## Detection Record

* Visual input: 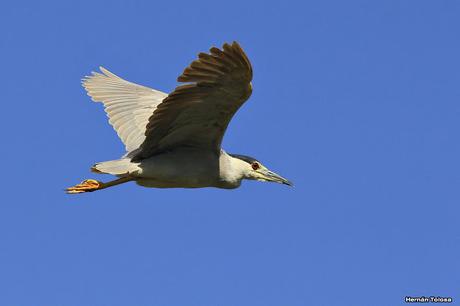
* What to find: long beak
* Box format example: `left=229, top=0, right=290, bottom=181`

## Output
left=260, top=169, right=293, bottom=187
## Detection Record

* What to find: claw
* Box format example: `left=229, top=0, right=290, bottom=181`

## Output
left=66, top=179, right=102, bottom=194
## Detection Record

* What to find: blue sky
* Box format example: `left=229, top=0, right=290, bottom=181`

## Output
left=1, top=0, right=459, bottom=305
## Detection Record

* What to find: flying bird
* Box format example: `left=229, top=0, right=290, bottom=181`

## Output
left=67, top=42, right=292, bottom=193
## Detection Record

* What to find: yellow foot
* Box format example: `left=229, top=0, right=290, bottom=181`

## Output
left=66, top=179, right=103, bottom=194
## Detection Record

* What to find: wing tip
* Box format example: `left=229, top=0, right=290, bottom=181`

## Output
left=80, top=67, right=110, bottom=103
left=177, top=41, right=252, bottom=85
left=99, top=66, right=117, bottom=77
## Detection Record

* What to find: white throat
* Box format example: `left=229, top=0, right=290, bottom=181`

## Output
left=218, top=150, right=250, bottom=187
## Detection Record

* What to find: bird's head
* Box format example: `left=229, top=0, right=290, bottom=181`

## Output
left=229, top=154, right=293, bottom=187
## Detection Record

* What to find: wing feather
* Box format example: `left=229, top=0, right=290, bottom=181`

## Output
left=82, top=67, right=168, bottom=153
left=132, top=41, right=253, bottom=160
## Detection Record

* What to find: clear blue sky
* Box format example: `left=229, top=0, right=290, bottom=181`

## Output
left=1, top=1, right=459, bottom=305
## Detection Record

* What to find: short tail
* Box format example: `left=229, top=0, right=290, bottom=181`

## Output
left=91, top=158, right=140, bottom=176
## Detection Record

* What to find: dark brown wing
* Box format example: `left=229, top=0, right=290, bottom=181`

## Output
left=132, top=41, right=253, bottom=161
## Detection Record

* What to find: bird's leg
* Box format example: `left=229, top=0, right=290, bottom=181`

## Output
left=66, top=176, right=133, bottom=194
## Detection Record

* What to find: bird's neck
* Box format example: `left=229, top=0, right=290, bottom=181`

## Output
left=218, top=151, right=249, bottom=188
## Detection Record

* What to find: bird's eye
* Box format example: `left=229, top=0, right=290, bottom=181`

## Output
left=251, top=162, right=260, bottom=170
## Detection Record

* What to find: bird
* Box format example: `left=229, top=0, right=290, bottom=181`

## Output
left=66, top=42, right=292, bottom=194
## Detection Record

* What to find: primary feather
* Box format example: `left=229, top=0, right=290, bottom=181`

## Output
left=82, top=67, right=167, bottom=153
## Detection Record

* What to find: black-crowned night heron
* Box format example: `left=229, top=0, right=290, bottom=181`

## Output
left=67, top=42, right=292, bottom=194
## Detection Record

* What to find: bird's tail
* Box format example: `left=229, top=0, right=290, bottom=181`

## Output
left=91, top=158, right=140, bottom=176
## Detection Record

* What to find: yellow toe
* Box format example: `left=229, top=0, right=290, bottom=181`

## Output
left=66, top=179, right=102, bottom=194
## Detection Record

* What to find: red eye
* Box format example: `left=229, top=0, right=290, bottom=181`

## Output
left=251, top=162, right=260, bottom=170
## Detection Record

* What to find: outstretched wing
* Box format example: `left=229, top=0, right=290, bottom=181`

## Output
left=82, top=67, right=168, bottom=153
left=132, top=41, right=253, bottom=161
